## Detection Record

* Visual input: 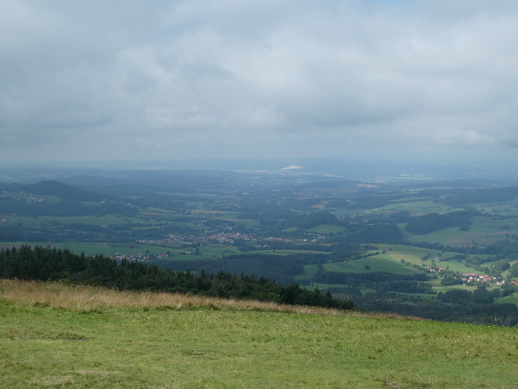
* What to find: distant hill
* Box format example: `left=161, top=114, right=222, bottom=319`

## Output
left=0, top=181, right=135, bottom=218
left=27, top=181, right=107, bottom=201
left=443, top=186, right=518, bottom=205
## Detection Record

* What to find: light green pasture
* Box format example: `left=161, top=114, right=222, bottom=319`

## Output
left=323, top=255, right=422, bottom=274
left=496, top=293, right=518, bottom=305
left=406, top=215, right=518, bottom=246
left=371, top=244, right=483, bottom=273
left=1, top=302, right=517, bottom=389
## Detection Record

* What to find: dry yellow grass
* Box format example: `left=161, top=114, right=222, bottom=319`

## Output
left=0, top=279, right=428, bottom=322
left=0, top=279, right=359, bottom=316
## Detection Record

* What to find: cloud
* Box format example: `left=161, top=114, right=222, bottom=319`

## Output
left=1, top=1, right=518, bottom=163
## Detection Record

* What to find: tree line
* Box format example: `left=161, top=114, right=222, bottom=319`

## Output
left=351, top=294, right=518, bottom=327
left=313, top=271, right=433, bottom=294
left=0, top=246, right=353, bottom=310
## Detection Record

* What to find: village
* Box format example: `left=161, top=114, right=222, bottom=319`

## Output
left=430, top=265, right=517, bottom=286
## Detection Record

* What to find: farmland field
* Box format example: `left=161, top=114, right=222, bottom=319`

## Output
left=323, top=255, right=421, bottom=274
left=374, top=244, right=485, bottom=273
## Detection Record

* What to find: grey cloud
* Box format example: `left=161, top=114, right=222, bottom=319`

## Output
left=1, top=1, right=518, bottom=163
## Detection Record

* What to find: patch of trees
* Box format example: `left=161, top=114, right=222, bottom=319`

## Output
left=0, top=181, right=137, bottom=217
left=480, top=240, right=518, bottom=256
left=328, top=243, right=364, bottom=260
left=510, top=262, right=518, bottom=277
left=282, top=212, right=340, bottom=229
left=0, top=222, right=141, bottom=243
left=323, top=223, right=403, bottom=245
left=356, top=223, right=403, bottom=243
left=0, top=226, right=26, bottom=242
left=406, top=211, right=475, bottom=235
left=234, top=194, right=299, bottom=221
left=388, top=210, right=412, bottom=223
left=437, top=286, right=496, bottom=304
left=440, top=275, right=463, bottom=286
left=314, top=271, right=428, bottom=284
left=408, top=239, right=518, bottom=258
left=0, top=198, right=137, bottom=218
left=352, top=294, right=518, bottom=326
left=261, top=241, right=332, bottom=252
left=155, top=254, right=328, bottom=284
left=0, top=246, right=353, bottom=310
left=443, top=187, right=518, bottom=205
left=346, top=194, right=400, bottom=209
left=314, top=271, right=432, bottom=294
left=129, top=194, right=187, bottom=210
left=28, top=181, right=107, bottom=201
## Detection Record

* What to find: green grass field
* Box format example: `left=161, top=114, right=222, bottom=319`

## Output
left=374, top=244, right=440, bottom=263
left=297, top=254, right=423, bottom=287
left=380, top=199, right=449, bottom=215
left=405, top=215, right=518, bottom=246
left=497, top=294, right=518, bottom=305
left=1, top=281, right=517, bottom=389
left=323, top=255, right=421, bottom=274
left=374, top=244, right=485, bottom=273
left=0, top=242, right=243, bottom=260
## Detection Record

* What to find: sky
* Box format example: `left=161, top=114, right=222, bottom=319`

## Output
left=1, top=0, right=518, bottom=166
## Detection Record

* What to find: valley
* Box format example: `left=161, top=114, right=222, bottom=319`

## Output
left=1, top=166, right=518, bottom=325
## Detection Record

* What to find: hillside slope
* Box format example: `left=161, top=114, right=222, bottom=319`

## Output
left=1, top=280, right=517, bottom=389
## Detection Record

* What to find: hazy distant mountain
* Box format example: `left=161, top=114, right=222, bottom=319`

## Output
left=27, top=181, right=106, bottom=201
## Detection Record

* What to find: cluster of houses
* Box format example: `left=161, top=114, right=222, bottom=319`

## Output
left=429, top=265, right=446, bottom=273
left=461, top=272, right=503, bottom=285
left=2, top=191, right=44, bottom=204
left=110, top=252, right=168, bottom=262
left=430, top=265, right=516, bottom=286
left=137, top=231, right=310, bottom=247
left=137, top=231, right=257, bottom=246
left=458, top=273, right=518, bottom=286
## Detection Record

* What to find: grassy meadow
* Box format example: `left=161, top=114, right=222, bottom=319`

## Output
left=405, top=215, right=518, bottom=246
left=375, top=244, right=486, bottom=273
left=323, top=255, right=421, bottom=274
left=1, top=280, right=517, bottom=389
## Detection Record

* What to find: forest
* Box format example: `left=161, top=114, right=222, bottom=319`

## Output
left=0, top=245, right=353, bottom=310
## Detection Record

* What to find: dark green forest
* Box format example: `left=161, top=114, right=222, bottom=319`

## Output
left=0, top=246, right=353, bottom=310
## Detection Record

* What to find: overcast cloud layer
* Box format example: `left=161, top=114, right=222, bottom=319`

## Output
left=2, top=0, right=518, bottom=165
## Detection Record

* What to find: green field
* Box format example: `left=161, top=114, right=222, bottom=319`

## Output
left=298, top=254, right=423, bottom=287
left=374, top=244, right=440, bottom=262
left=323, top=255, right=421, bottom=274
left=1, top=282, right=517, bottom=389
left=357, top=198, right=467, bottom=218
left=374, top=244, right=485, bottom=273
left=168, top=245, right=241, bottom=260
left=0, top=241, right=244, bottom=260
left=497, top=293, right=518, bottom=305
left=405, top=215, right=518, bottom=246
left=378, top=199, right=449, bottom=215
